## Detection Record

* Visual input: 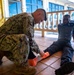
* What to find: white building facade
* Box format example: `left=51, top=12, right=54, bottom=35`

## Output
left=3, top=0, right=74, bottom=18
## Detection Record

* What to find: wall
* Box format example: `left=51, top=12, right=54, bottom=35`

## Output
left=0, top=0, right=5, bottom=27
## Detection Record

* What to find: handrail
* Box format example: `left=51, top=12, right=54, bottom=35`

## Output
left=34, top=10, right=74, bottom=37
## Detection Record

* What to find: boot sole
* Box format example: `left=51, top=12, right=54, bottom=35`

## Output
left=55, top=62, right=74, bottom=75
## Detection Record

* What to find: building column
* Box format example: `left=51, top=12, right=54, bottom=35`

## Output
left=3, top=0, right=9, bottom=18
left=21, top=0, right=26, bottom=12
left=43, top=0, right=49, bottom=12
left=64, top=4, right=68, bottom=10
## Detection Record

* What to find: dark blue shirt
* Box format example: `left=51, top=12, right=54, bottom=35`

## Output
left=58, top=22, right=74, bottom=42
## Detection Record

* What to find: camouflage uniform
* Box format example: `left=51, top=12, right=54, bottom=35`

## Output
left=0, top=13, right=40, bottom=66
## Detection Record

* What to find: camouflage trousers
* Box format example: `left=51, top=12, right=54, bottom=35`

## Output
left=0, top=34, right=29, bottom=66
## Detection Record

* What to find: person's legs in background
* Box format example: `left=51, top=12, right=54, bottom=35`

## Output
left=28, top=40, right=67, bottom=67
left=55, top=42, right=74, bottom=75
left=43, top=40, right=65, bottom=59
left=28, top=41, right=62, bottom=66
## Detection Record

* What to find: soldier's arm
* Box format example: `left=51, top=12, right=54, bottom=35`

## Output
left=23, top=16, right=40, bottom=53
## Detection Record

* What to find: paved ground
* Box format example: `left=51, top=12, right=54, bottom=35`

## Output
left=0, top=33, right=74, bottom=75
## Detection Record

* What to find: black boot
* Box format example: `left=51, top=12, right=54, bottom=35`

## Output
left=0, top=60, right=2, bottom=65
left=55, top=62, right=74, bottom=75
left=0, top=51, right=5, bottom=65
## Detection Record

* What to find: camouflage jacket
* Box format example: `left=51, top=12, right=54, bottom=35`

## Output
left=0, top=13, right=40, bottom=53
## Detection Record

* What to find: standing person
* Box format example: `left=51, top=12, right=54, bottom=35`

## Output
left=0, top=9, right=47, bottom=75
left=41, top=14, right=74, bottom=75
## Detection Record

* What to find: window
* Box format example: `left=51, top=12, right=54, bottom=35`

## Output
left=68, top=7, right=74, bottom=10
left=9, top=0, right=43, bottom=16
left=17, top=2, right=22, bottom=13
left=32, top=0, right=37, bottom=4
left=59, top=6, right=64, bottom=11
left=9, top=1, right=22, bottom=17
left=49, top=2, right=64, bottom=12
left=9, top=3, right=17, bottom=16
left=32, top=5, right=37, bottom=12
left=38, top=0, right=43, bottom=8
left=26, top=0, right=31, bottom=3
left=26, top=0, right=43, bottom=13
left=56, top=5, right=59, bottom=11
left=26, top=4, right=32, bottom=13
